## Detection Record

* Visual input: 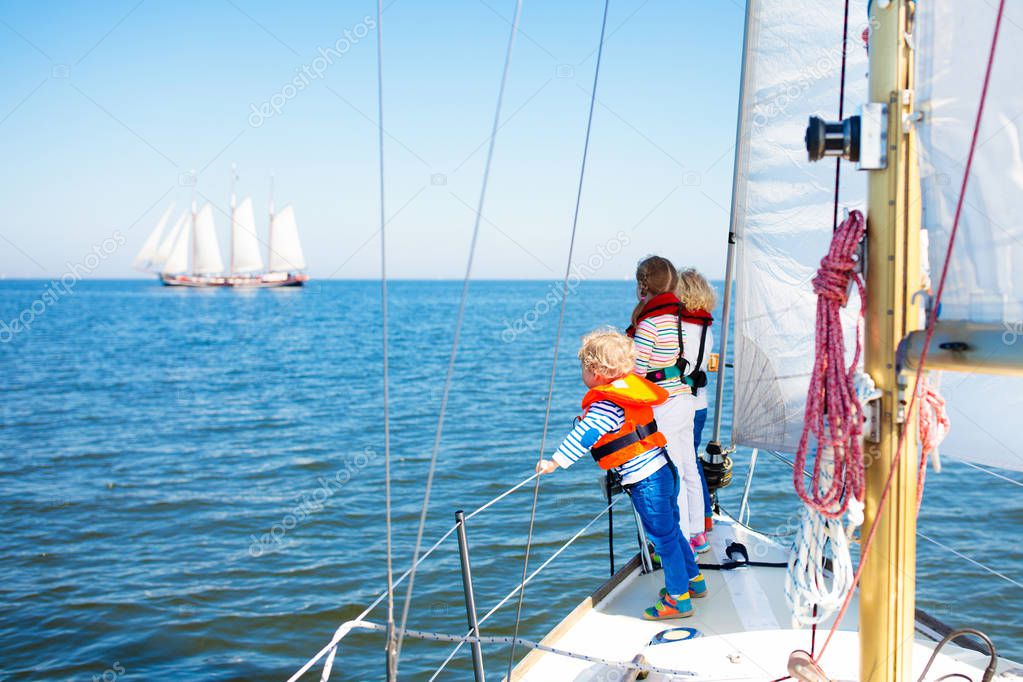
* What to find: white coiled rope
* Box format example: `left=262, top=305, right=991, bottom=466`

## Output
left=785, top=437, right=861, bottom=627
left=785, top=370, right=878, bottom=626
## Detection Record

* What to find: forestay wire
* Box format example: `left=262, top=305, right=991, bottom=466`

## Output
left=505, top=0, right=613, bottom=677
left=393, top=0, right=524, bottom=672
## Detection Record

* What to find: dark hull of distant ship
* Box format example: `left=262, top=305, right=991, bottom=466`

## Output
left=159, top=272, right=308, bottom=288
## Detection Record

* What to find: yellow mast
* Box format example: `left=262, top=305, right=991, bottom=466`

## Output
left=860, top=1, right=923, bottom=680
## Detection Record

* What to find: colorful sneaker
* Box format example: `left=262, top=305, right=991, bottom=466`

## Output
left=643, top=592, right=693, bottom=620
left=660, top=574, right=707, bottom=601
left=704, top=515, right=714, bottom=533
left=690, top=532, right=711, bottom=554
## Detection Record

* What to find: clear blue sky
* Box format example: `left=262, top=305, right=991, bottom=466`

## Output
left=0, top=0, right=745, bottom=279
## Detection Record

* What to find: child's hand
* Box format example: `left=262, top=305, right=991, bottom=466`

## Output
left=535, top=459, right=560, bottom=475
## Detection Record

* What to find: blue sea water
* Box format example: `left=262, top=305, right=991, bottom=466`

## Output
left=0, top=279, right=1020, bottom=681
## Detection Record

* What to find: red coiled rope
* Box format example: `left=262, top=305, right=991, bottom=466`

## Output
left=793, top=209, right=867, bottom=518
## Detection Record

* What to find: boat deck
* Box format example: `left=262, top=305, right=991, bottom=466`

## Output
left=512, top=516, right=1021, bottom=681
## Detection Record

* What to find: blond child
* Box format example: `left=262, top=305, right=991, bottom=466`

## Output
left=536, top=329, right=705, bottom=619
left=676, top=267, right=718, bottom=531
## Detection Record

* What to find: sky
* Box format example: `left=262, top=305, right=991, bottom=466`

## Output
left=0, top=0, right=746, bottom=280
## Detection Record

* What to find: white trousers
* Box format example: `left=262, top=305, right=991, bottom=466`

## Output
left=653, top=394, right=704, bottom=537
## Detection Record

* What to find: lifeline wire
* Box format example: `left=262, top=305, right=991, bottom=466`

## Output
left=393, top=0, right=524, bottom=671
left=815, top=0, right=1008, bottom=662
left=430, top=496, right=625, bottom=681
left=292, top=473, right=539, bottom=682
left=505, top=0, right=612, bottom=676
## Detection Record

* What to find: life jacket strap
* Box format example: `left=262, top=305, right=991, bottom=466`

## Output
left=591, top=419, right=659, bottom=463
left=645, top=365, right=681, bottom=383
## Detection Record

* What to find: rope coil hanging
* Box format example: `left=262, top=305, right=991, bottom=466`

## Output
left=792, top=208, right=867, bottom=519
left=785, top=210, right=866, bottom=628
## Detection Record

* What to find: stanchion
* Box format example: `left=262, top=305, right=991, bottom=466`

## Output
left=455, top=510, right=486, bottom=681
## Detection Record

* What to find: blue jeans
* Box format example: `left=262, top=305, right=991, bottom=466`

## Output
left=626, top=461, right=700, bottom=596
left=693, top=408, right=712, bottom=518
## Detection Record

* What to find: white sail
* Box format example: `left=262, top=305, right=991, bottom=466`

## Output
left=132, top=204, right=174, bottom=271
left=231, top=197, right=264, bottom=274
left=161, top=215, right=190, bottom=274
left=915, top=2, right=1023, bottom=325
left=912, top=2, right=1023, bottom=472
left=730, top=0, right=868, bottom=453
left=192, top=203, right=225, bottom=274
left=268, top=204, right=306, bottom=272
left=152, top=212, right=187, bottom=269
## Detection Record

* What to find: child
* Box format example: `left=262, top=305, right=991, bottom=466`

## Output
left=626, top=257, right=708, bottom=554
left=676, top=267, right=717, bottom=534
left=536, top=329, right=706, bottom=620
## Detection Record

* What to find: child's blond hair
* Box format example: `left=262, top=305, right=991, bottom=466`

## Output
left=578, top=328, right=637, bottom=380
left=676, top=267, right=717, bottom=312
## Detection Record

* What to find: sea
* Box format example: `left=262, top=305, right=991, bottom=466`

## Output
left=1, top=279, right=1020, bottom=681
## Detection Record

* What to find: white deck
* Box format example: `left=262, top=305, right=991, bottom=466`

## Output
left=513, top=517, right=1022, bottom=681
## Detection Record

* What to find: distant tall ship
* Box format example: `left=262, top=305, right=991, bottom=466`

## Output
left=133, top=172, right=308, bottom=288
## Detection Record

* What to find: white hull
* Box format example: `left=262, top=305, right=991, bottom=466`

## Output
left=159, top=272, right=308, bottom=288
left=513, top=516, right=1022, bottom=680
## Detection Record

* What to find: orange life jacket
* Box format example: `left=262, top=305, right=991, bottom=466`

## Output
left=581, top=373, right=669, bottom=470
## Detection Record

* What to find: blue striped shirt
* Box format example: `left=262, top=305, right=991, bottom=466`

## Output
left=551, top=399, right=667, bottom=485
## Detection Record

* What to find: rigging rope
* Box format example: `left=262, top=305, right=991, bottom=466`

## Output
left=815, top=0, right=1008, bottom=663
left=916, top=374, right=950, bottom=507
left=831, top=0, right=852, bottom=233
left=372, top=0, right=397, bottom=677
left=393, top=0, right=523, bottom=671
left=792, top=209, right=867, bottom=518
left=506, top=0, right=612, bottom=676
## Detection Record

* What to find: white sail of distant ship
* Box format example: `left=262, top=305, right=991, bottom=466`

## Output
left=268, top=204, right=306, bottom=273
left=133, top=170, right=309, bottom=288
left=152, top=212, right=188, bottom=271
left=131, top=204, right=175, bottom=271
left=231, top=197, right=264, bottom=274
left=191, top=203, right=225, bottom=275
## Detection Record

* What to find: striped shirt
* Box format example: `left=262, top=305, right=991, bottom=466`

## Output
left=551, top=399, right=667, bottom=485
left=633, top=314, right=690, bottom=397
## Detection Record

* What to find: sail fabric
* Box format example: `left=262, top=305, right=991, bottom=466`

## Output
left=161, top=215, right=190, bottom=274
left=192, top=203, right=225, bottom=274
left=915, top=1, right=1023, bottom=324
left=132, top=204, right=174, bottom=270
left=268, top=204, right=306, bottom=272
left=230, top=197, right=264, bottom=273
left=913, top=3, right=1023, bottom=472
left=730, top=0, right=868, bottom=453
left=153, top=213, right=188, bottom=269
left=936, top=372, right=1023, bottom=472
